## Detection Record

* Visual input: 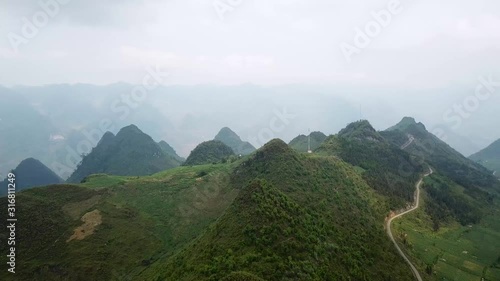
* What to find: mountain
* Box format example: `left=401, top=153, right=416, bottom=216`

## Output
left=383, top=117, right=500, bottom=229
left=317, top=120, right=423, bottom=208
left=0, top=138, right=419, bottom=281
left=214, top=127, right=256, bottom=155
left=67, top=125, right=182, bottom=183
left=183, top=140, right=235, bottom=166
left=158, top=140, right=185, bottom=163
left=470, top=139, right=500, bottom=178
left=384, top=117, right=500, bottom=190
left=0, top=87, right=57, bottom=180
left=288, top=131, right=327, bottom=152
left=142, top=139, right=414, bottom=280
left=386, top=116, right=418, bottom=132
left=3, top=130, right=499, bottom=280
left=0, top=158, right=63, bottom=196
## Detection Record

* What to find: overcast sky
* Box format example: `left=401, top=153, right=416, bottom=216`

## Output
left=1, top=0, right=500, bottom=88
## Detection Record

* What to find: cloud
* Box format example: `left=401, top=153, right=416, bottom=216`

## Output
left=0, top=0, right=499, bottom=87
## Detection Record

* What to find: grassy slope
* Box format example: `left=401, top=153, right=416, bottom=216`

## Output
left=392, top=177, right=500, bottom=281
left=0, top=164, right=239, bottom=280
left=0, top=137, right=437, bottom=281
left=385, top=119, right=500, bottom=280
left=140, top=140, right=414, bottom=281
left=317, top=131, right=423, bottom=209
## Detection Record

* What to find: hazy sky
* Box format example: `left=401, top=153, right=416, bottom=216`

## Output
left=1, top=0, right=500, bottom=88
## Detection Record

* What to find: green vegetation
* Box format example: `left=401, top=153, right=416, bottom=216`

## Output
left=386, top=116, right=419, bottom=132
left=392, top=187, right=500, bottom=281
left=423, top=174, right=489, bottom=229
left=184, top=140, right=236, bottom=166
left=140, top=139, right=414, bottom=281
left=0, top=158, right=63, bottom=196
left=385, top=118, right=500, bottom=192
left=470, top=139, right=500, bottom=179
left=214, top=127, right=256, bottom=155
left=67, top=125, right=182, bottom=183
left=0, top=164, right=237, bottom=280
left=158, top=140, right=186, bottom=163
left=220, top=271, right=265, bottom=281
left=288, top=131, right=327, bottom=152
left=385, top=117, right=500, bottom=280
left=0, top=138, right=418, bottom=280
left=317, top=120, right=423, bottom=209
left=3, top=120, right=498, bottom=280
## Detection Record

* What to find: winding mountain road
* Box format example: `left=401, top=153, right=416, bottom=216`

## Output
left=400, top=134, right=415, bottom=150
left=386, top=167, right=433, bottom=281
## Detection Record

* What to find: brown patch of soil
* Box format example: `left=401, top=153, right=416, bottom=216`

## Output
left=66, top=209, right=102, bottom=242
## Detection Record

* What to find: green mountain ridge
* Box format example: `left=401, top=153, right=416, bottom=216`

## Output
left=139, top=139, right=415, bottom=280
left=288, top=131, right=327, bottom=152
left=382, top=117, right=499, bottom=229
left=1, top=119, right=499, bottom=281
left=317, top=120, right=423, bottom=209
left=67, top=125, right=182, bottom=183
left=384, top=117, right=499, bottom=191
left=184, top=140, right=236, bottom=166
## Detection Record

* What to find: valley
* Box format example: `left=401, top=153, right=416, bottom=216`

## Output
left=2, top=3, right=500, bottom=279
left=393, top=187, right=500, bottom=281
left=0, top=119, right=499, bottom=281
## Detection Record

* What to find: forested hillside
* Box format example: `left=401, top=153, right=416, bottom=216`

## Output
left=67, top=125, right=181, bottom=183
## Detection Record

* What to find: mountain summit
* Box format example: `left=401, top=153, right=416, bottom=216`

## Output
left=288, top=131, right=327, bottom=152
left=384, top=118, right=500, bottom=190
left=67, top=125, right=182, bottom=183
left=338, top=120, right=385, bottom=143
left=0, top=158, right=63, bottom=196
left=387, top=116, right=426, bottom=133
left=214, top=127, right=256, bottom=155
left=184, top=140, right=235, bottom=166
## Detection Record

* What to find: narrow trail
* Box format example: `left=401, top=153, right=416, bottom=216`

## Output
left=386, top=167, right=433, bottom=281
left=400, top=134, right=415, bottom=150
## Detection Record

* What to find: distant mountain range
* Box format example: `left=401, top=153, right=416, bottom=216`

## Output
left=67, top=125, right=182, bottom=183
left=470, top=139, right=500, bottom=178
left=1, top=118, right=500, bottom=280
left=0, top=158, right=63, bottom=196
left=214, top=127, right=256, bottom=155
